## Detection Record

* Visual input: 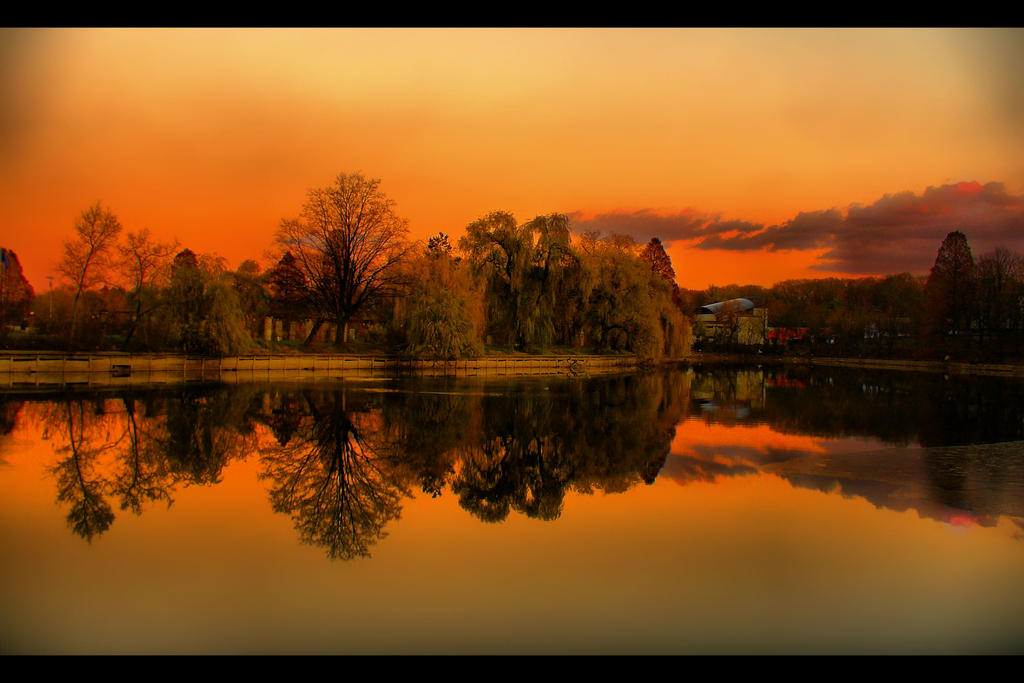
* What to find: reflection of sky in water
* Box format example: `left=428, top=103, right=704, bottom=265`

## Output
left=0, top=370, right=1023, bottom=654
left=665, top=416, right=1024, bottom=533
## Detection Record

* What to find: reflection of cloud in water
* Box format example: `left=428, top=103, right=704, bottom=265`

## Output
left=673, top=419, right=830, bottom=456
left=765, top=442, right=1024, bottom=531
left=660, top=453, right=758, bottom=485
left=665, top=417, right=1024, bottom=533
left=665, top=420, right=834, bottom=486
left=779, top=470, right=1002, bottom=529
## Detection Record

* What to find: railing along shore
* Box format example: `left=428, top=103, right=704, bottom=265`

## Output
left=0, top=351, right=639, bottom=388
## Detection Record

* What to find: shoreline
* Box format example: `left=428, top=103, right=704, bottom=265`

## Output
left=688, top=352, right=1024, bottom=378
left=4, top=348, right=1024, bottom=389
left=0, top=351, right=643, bottom=389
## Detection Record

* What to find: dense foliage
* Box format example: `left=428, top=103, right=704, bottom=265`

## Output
left=685, top=230, right=1024, bottom=361
left=7, top=178, right=1021, bottom=363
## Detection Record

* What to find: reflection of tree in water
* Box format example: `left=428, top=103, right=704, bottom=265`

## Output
left=28, top=386, right=262, bottom=542
left=155, top=385, right=261, bottom=485
left=441, top=372, right=687, bottom=523
left=0, top=396, right=25, bottom=466
left=50, top=400, right=119, bottom=541
left=255, top=373, right=688, bottom=556
left=265, top=391, right=307, bottom=447
left=111, top=395, right=175, bottom=515
left=0, top=397, right=22, bottom=436
left=377, top=386, right=472, bottom=498
left=452, top=423, right=574, bottom=523
left=758, top=366, right=1024, bottom=447
left=260, top=390, right=407, bottom=560
left=682, top=366, right=1024, bottom=527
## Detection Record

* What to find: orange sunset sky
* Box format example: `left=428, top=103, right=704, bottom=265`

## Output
left=1, top=28, right=1022, bottom=293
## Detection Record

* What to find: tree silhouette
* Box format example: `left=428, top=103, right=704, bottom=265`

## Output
left=267, top=252, right=310, bottom=339
left=117, top=229, right=178, bottom=348
left=111, top=396, right=175, bottom=515
left=50, top=400, right=118, bottom=541
left=976, top=247, right=1023, bottom=337
left=276, top=173, right=410, bottom=346
left=59, top=202, right=123, bottom=349
left=259, top=391, right=407, bottom=560
left=426, top=232, right=453, bottom=258
left=925, top=230, right=974, bottom=336
left=156, top=386, right=256, bottom=485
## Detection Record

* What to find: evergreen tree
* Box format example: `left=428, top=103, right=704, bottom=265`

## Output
left=925, top=231, right=974, bottom=336
left=267, top=252, right=310, bottom=339
left=639, top=237, right=676, bottom=285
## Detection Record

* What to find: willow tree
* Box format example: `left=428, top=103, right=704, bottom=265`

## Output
left=276, top=173, right=409, bottom=346
left=459, top=212, right=573, bottom=350
left=390, top=246, right=484, bottom=360
left=580, top=234, right=688, bottom=359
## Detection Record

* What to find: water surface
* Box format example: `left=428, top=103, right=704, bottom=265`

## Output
left=1, top=366, right=1022, bottom=654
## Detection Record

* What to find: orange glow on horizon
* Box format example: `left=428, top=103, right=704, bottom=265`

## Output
left=2, top=28, right=1021, bottom=292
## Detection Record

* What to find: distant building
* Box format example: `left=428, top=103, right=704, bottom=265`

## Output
left=692, top=298, right=768, bottom=346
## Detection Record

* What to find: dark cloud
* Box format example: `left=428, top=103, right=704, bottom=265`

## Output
left=812, top=182, right=1024, bottom=273
left=568, top=208, right=715, bottom=245
left=697, top=209, right=844, bottom=253
left=570, top=181, right=1024, bottom=275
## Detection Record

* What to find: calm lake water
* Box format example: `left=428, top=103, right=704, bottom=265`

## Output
left=1, top=365, right=1023, bottom=654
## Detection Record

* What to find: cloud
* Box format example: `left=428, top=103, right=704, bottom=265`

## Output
left=697, top=209, right=844, bottom=253
left=571, top=181, right=1024, bottom=274
left=812, top=182, right=1024, bottom=273
left=567, top=208, right=719, bottom=245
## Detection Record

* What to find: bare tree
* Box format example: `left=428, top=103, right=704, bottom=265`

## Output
left=118, top=228, right=179, bottom=347
left=976, top=247, right=1023, bottom=337
left=276, top=173, right=409, bottom=346
left=59, top=202, right=123, bottom=349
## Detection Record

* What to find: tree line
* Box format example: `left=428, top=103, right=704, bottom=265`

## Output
left=1, top=172, right=691, bottom=360
left=3, top=172, right=1020, bottom=362
left=684, top=230, right=1024, bottom=362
